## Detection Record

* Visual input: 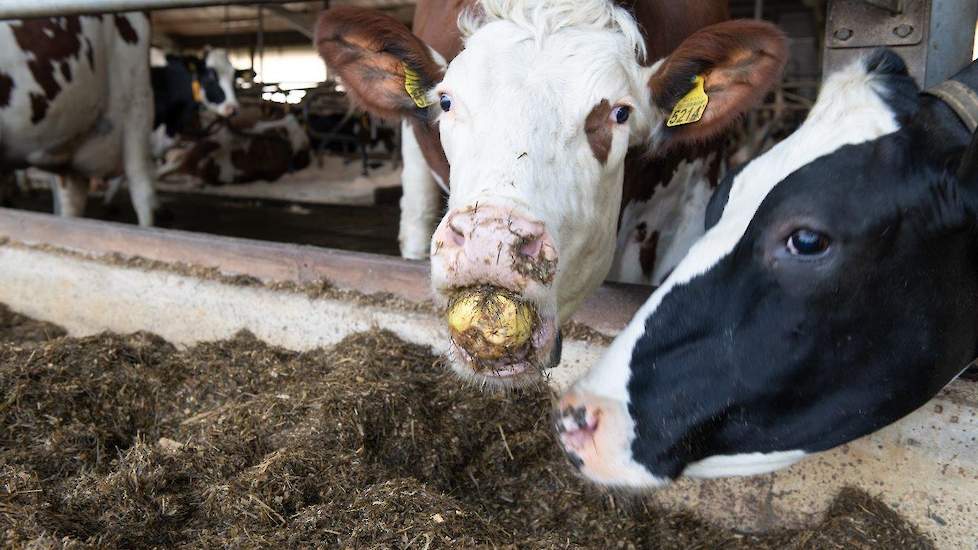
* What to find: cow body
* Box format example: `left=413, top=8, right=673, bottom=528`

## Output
left=0, top=14, right=157, bottom=225
left=557, top=50, right=978, bottom=487
left=168, top=114, right=311, bottom=185
left=317, top=0, right=786, bottom=386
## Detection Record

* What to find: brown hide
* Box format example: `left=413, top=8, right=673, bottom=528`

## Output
left=412, top=0, right=473, bottom=62
left=618, top=0, right=731, bottom=215
left=620, top=0, right=730, bottom=63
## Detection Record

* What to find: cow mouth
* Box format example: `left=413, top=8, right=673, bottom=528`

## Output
left=444, top=285, right=558, bottom=384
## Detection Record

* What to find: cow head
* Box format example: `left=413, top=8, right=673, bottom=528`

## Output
left=198, top=47, right=239, bottom=118
left=556, top=50, right=978, bottom=488
left=316, top=1, right=786, bottom=386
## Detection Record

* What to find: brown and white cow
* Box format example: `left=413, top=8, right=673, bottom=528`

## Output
left=317, top=0, right=787, bottom=386
left=163, top=113, right=311, bottom=185
left=0, top=14, right=157, bottom=226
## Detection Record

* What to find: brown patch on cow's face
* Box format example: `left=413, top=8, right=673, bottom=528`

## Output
left=113, top=15, right=139, bottom=44
left=11, top=17, right=85, bottom=106
left=639, top=230, right=660, bottom=278
left=29, top=94, right=48, bottom=124
left=0, top=72, right=13, bottom=108
left=585, top=99, right=613, bottom=165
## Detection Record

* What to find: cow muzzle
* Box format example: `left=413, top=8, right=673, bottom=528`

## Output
left=431, top=204, right=559, bottom=384
left=554, top=389, right=664, bottom=488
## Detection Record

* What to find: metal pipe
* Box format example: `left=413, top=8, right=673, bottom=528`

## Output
left=0, top=0, right=300, bottom=19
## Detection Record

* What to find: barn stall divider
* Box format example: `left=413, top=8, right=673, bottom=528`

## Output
left=0, top=207, right=975, bottom=548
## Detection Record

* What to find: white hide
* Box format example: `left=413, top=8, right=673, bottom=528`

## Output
left=607, top=158, right=715, bottom=286
left=0, top=15, right=158, bottom=226
left=399, top=118, right=444, bottom=260
left=429, top=0, right=664, bottom=320
left=568, top=57, right=905, bottom=486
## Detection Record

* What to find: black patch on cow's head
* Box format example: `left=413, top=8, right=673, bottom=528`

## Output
left=862, top=48, right=919, bottom=127
left=113, top=14, right=139, bottom=44
left=626, top=124, right=978, bottom=479
left=0, top=72, right=13, bottom=108
left=197, top=66, right=226, bottom=106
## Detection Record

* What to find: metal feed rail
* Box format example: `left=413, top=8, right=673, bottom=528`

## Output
left=0, top=0, right=304, bottom=19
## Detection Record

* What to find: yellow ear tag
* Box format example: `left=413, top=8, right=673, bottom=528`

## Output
left=666, top=75, right=709, bottom=127
left=192, top=79, right=203, bottom=103
left=403, top=63, right=434, bottom=109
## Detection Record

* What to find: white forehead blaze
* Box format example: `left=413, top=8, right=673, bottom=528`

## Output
left=578, top=56, right=905, bottom=404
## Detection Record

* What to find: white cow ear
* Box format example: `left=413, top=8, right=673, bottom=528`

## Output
left=316, top=7, right=442, bottom=121
left=646, top=20, right=787, bottom=149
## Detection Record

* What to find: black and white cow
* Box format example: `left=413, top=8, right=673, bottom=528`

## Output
left=0, top=14, right=157, bottom=225
left=556, top=49, right=978, bottom=487
left=149, top=48, right=240, bottom=157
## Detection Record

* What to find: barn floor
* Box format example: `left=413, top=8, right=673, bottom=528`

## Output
left=156, top=156, right=402, bottom=206
left=0, top=305, right=933, bottom=549
left=3, top=188, right=402, bottom=257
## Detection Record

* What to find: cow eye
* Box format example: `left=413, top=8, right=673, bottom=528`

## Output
left=439, top=93, right=452, bottom=112
left=610, top=105, right=630, bottom=124
left=787, top=229, right=830, bottom=256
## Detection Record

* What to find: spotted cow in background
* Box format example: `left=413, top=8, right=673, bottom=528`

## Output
left=162, top=113, right=311, bottom=185
left=149, top=47, right=241, bottom=158
left=0, top=14, right=157, bottom=225
left=317, top=0, right=787, bottom=386
left=557, top=50, right=978, bottom=487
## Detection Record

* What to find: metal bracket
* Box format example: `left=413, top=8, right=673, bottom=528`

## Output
left=826, top=0, right=927, bottom=48
left=863, top=0, right=906, bottom=14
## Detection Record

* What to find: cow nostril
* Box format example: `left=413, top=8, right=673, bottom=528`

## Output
left=519, top=235, right=544, bottom=258
left=449, top=223, right=465, bottom=247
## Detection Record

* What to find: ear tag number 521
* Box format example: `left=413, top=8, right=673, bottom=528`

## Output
left=667, top=75, right=708, bottom=127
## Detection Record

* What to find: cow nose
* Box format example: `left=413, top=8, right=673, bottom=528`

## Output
left=433, top=205, right=555, bottom=267
left=223, top=104, right=239, bottom=117
left=555, top=401, right=601, bottom=460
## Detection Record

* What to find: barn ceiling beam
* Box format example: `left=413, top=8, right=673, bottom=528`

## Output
left=263, top=4, right=315, bottom=39
left=0, top=0, right=304, bottom=19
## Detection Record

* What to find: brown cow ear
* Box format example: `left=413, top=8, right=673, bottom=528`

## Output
left=316, top=7, right=443, bottom=120
left=648, top=20, right=787, bottom=147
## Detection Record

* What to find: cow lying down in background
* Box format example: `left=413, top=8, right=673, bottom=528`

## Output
left=557, top=49, right=978, bottom=487
left=160, top=113, right=311, bottom=185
